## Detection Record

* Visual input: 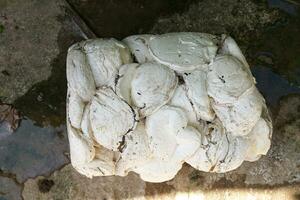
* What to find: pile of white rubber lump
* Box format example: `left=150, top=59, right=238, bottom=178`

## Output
left=66, top=32, right=272, bottom=183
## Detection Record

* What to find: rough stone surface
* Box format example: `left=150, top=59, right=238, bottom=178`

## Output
left=0, top=0, right=63, bottom=103
left=1, top=0, right=300, bottom=199
left=22, top=95, right=300, bottom=199
left=22, top=165, right=146, bottom=200
left=151, top=0, right=281, bottom=44
left=0, top=176, right=22, bottom=200
left=67, top=0, right=196, bottom=39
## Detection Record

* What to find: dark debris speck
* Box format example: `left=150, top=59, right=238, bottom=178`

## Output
left=218, top=75, right=226, bottom=83
left=38, top=179, right=55, bottom=193
left=0, top=24, right=4, bottom=33
left=1, top=70, right=10, bottom=76
left=178, top=75, right=184, bottom=85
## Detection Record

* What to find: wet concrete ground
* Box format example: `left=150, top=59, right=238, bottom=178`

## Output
left=0, top=0, right=300, bottom=199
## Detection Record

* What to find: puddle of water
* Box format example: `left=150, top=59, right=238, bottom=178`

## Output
left=0, top=4, right=85, bottom=184
left=251, top=65, right=300, bottom=106
left=268, top=0, right=299, bottom=15
left=0, top=176, right=22, bottom=200
left=249, top=1, right=300, bottom=91
left=0, top=118, right=69, bottom=183
left=0, top=122, right=12, bottom=140
left=231, top=0, right=300, bottom=114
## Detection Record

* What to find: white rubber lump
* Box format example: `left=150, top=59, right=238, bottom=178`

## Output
left=66, top=33, right=272, bottom=183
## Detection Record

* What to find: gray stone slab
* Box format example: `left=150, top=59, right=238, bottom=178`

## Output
left=0, top=176, right=22, bottom=200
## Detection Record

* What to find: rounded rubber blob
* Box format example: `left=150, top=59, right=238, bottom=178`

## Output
left=133, top=126, right=201, bottom=183
left=83, top=38, right=132, bottom=89
left=169, top=85, right=198, bottom=127
left=115, top=122, right=152, bottom=176
left=183, top=70, right=215, bottom=121
left=116, top=63, right=139, bottom=105
left=221, top=35, right=247, bottom=65
left=90, top=87, right=137, bottom=151
left=186, top=120, right=248, bottom=173
left=244, top=118, right=271, bottom=161
left=146, top=105, right=188, bottom=160
left=80, top=103, right=93, bottom=139
left=68, top=90, right=85, bottom=129
left=131, top=62, right=178, bottom=117
left=67, top=123, right=95, bottom=166
left=123, top=34, right=155, bottom=63
left=212, top=86, right=263, bottom=136
left=133, top=156, right=183, bottom=183
left=174, top=126, right=202, bottom=161
left=207, top=55, right=254, bottom=104
left=66, top=45, right=96, bottom=102
left=149, top=32, right=218, bottom=72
